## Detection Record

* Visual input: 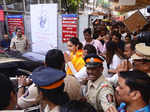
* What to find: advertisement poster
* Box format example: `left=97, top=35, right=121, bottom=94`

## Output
left=30, top=4, right=57, bottom=54
left=7, top=15, right=24, bottom=35
left=62, top=14, right=78, bottom=42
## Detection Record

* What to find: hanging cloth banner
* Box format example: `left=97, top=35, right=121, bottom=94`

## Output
left=0, top=6, right=4, bottom=22
left=30, top=4, right=58, bottom=54
left=119, top=0, right=136, bottom=6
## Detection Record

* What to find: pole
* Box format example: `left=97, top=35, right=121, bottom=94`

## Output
left=93, top=0, right=96, bottom=12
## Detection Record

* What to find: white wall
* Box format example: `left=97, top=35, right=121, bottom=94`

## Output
left=57, top=14, right=67, bottom=51
left=79, top=15, right=88, bottom=43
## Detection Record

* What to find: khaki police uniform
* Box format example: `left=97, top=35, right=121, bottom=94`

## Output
left=64, top=75, right=82, bottom=100
left=83, top=54, right=116, bottom=112
left=85, top=75, right=116, bottom=112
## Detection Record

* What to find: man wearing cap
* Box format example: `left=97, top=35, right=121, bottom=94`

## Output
left=17, top=49, right=66, bottom=109
left=17, top=49, right=63, bottom=108
left=31, top=66, right=69, bottom=112
left=17, top=49, right=81, bottom=110
left=131, top=43, right=150, bottom=77
left=83, top=54, right=116, bottom=112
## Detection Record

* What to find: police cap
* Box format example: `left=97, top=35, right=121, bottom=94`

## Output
left=31, top=66, right=66, bottom=90
left=84, top=54, right=104, bottom=68
left=131, top=43, right=150, bottom=60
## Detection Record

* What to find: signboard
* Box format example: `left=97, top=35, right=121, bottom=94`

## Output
left=88, top=15, right=104, bottom=28
left=31, top=4, right=57, bottom=54
left=0, top=6, right=4, bottom=21
left=119, top=0, right=136, bottom=5
left=62, top=14, right=78, bottom=42
left=7, top=15, right=24, bottom=35
left=124, top=11, right=147, bottom=32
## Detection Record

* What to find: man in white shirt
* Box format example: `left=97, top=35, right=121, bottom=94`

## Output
left=10, top=28, right=29, bottom=53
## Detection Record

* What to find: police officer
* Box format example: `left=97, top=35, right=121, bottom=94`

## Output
left=31, top=66, right=69, bottom=112
left=17, top=49, right=66, bottom=109
left=131, top=43, right=150, bottom=76
left=83, top=54, right=116, bottom=112
left=17, top=49, right=81, bottom=111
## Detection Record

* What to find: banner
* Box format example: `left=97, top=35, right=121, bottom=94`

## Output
left=7, top=15, right=24, bottom=35
left=62, top=14, right=78, bottom=42
left=30, top=4, right=57, bottom=54
left=124, top=11, right=147, bottom=32
left=0, top=6, right=4, bottom=21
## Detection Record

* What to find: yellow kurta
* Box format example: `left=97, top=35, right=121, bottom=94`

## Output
left=66, top=50, right=85, bottom=75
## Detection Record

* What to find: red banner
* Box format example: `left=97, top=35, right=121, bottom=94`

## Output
left=62, top=14, right=78, bottom=42
left=0, top=10, right=4, bottom=21
left=7, top=15, right=24, bottom=35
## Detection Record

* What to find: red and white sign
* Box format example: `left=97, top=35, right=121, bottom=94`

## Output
left=0, top=10, right=4, bottom=21
left=7, top=15, right=24, bottom=35
left=0, top=6, right=4, bottom=21
left=62, top=14, right=78, bottom=42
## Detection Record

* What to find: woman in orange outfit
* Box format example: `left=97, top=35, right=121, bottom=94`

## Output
left=64, top=37, right=85, bottom=75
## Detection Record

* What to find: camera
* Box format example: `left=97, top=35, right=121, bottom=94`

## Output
left=136, top=32, right=150, bottom=46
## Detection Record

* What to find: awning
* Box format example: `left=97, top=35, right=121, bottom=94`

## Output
left=89, top=11, right=106, bottom=16
left=111, top=0, right=150, bottom=13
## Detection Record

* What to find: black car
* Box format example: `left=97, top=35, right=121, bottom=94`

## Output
left=0, top=50, right=44, bottom=77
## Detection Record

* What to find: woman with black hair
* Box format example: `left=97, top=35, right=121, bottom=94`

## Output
left=64, top=37, right=85, bottom=75
left=105, top=41, right=124, bottom=77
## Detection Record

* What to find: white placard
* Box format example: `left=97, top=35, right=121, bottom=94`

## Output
left=30, top=4, right=58, bottom=54
left=119, top=0, right=136, bottom=6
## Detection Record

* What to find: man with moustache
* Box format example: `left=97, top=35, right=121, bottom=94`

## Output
left=107, top=70, right=150, bottom=112
left=83, top=54, right=116, bottom=112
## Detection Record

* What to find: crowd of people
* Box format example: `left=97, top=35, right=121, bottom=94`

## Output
left=0, top=20, right=150, bottom=112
